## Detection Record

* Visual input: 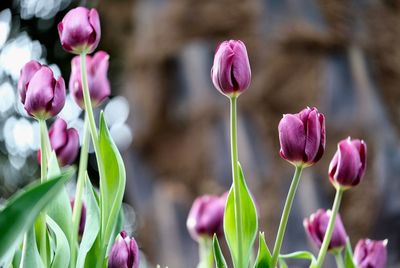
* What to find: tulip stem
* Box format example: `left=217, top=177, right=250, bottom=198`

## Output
left=70, top=115, right=90, bottom=268
left=198, top=237, right=214, bottom=268
left=38, top=119, right=48, bottom=267
left=229, top=96, right=245, bottom=268
left=315, top=188, right=344, bottom=268
left=334, top=252, right=345, bottom=268
left=271, top=165, right=303, bottom=268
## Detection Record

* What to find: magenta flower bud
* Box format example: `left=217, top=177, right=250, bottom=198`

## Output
left=354, top=239, right=388, bottom=268
left=186, top=192, right=227, bottom=241
left=69, top=51, right=110, bottom=108
left=108, top=231, right=140, bottom=268
left=70, top=199, right=86, bottom=236
left=38, top=118, right=79, bottom=166
left=303, top=209, right=347, bottom=251
left=18, top=61, right=66, bottom=120
left=211, top=40, right=251, bottom=97
left=57, top=7, right=101, bottom=54
left=329, top=137, right=367, bottom=189
left=278, top=107, right=325, bottom=167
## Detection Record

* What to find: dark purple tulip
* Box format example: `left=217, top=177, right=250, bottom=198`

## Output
left=69, top=51, right=110, bottom=108
left=70, top=199, right=86, bottom=236
left=211, top=40, right=251, bottom=97
left=38, top=118, right=79, bottom=166
left=18, top=61, right=66, bottom=120
left=108, top=231, right=140, bottom=268
left=278, top=107, right=325, bottom=167
left=329, top=137, right=367, bottom=189
left=186, top=192, right=227, bottom=241
left=303, top=209, right=347, bottom=251
left=58, top=7, right=101, bottom=54
left=354, top=239, right=387, bottom=268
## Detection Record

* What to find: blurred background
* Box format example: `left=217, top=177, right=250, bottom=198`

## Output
left=0, top=0, right=399, bottom=267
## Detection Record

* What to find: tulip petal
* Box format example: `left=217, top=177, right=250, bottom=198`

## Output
left=231, top=40, right=251, bottom=93
left=313, top=113, right=326, bottom=163
left=278, top=114, right=306, bottom=163
left=49, top=119, right=68, bottom=150
left=18, top=60, right=42, bottom=103
left=304, top=109, right=321, bottom=162
left=57, top=128, right=79, bottom=166
left=50, top=77, right=66, bottom=116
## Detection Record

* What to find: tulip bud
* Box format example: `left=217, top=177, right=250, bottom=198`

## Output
left=278, top=107, right=325, bottom=167
left=18, top=61, right=66, bottom=120
left=70, top=199, right=86, bottom=236
left=354, top=239, right=387, bottom=268
left=69, top=51, right=110, bottom=108
left=186, top=193, right=227, bottom=241
left=329, top=137, right=367, bottom=189
left=303, top=209, right=347, bottom=252
left=211, top=40, right=251, bottom=97
left=38, top=118, right=79, bottom=166
left=57, top=7, right=101, bottom=54
left=108, top=231, right=140, bottom=268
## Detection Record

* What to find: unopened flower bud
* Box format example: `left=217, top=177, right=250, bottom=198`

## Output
left=278, top=107, right=325, bottom=167
left=354, top=239, right=387, bottom=268
left=69, top=51, right=110, bottom=108
left=38, top=118, right=79, bottom=166
left=108, top=231, right=140, bottom=268
left=211, top=40, right=251, bottom=97
left=58, top=7, right=101, bottom=54
left=186, top=192, right=227, bottom=241
left=329, top=137, right=367, bottom=189
left=303, top=209, right=347, bottom=252
left=18, top=61, right=66, bottom=120
left=70, top=199, right=86, bottom=236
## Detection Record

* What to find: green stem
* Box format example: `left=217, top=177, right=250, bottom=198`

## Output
left=334, top=252, right=345, bottom=268
left=315, top=188, right=344, bottom=267
left=229, top=96, right=244, bottom=268
left=70, top=115, right=90, bottom=268
left=198, top=237, right=214, bottom=268
left=271, top=165, right=303, bottom=268
left=38, top=119, right=48, bottom=267
left=80, top=52, right=106, bottom=268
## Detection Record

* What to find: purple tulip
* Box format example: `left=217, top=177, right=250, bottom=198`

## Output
left=186, top=193, right=227, bottom=241
left=329, top=137, right=367, bottom=189
left=70, top=199, right=86, bottom=236
left=278, top=107, right=325, bottom=167
left=108, top=231, right=140, bottom=268
left=58, top=7, right=101, bottom=54
left=354, top=239, right=387, bottom=268
left=211, top=40, right=251, bottom=97
left=38, top=118, right=79, bottom=166
left=18, top=61, right=66, bottom=120
left=303, top=209, right=347, bottom=251
left=69, top=51, right=110, bottom=108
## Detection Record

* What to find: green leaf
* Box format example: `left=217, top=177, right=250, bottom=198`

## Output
left=19, top=227, right=44, bottom=268
left=106, top=205, right=124, bottom=254
left=98, top=112, right=126, bottom=253
left=280, top=251, right=316, bottom=261
left=76, top=177, right=100, bottom=268
left=254, top=232, right=272, bottom=268
left=279, top=258, right=288, bottom=268
left=47, top=216, right=70, bottom=268
left=46, top=152, right=73, bottom=248
left=223, top=163, right=258, bottom=268
left=344, top=239, right=356, bottom=268
left=0, top=169, right=74, bottom=265
left=213, top=235, right=227, bottom=268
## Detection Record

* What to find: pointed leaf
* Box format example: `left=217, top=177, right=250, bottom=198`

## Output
left=344, top=239, right=356, bottom=268
left=280, top=251, right=316, bottom=261
left=47, top=216, right=70, bottom=268
left=0, top=169, right=74, bottom=264
left=98, top=112, right=126, bottom=251
left=279, top=258, right=288, bottom=268
left=46, top=152, right=73, bottom=247
left=254, top=232, right=272, bottom=268
left=76, top=176, right=100, bottom=268
left=213, top=235, right=227, bottom=268
left=223, top=163, right=258, bottom=267
left=19, top=227, right=44, bottom=268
